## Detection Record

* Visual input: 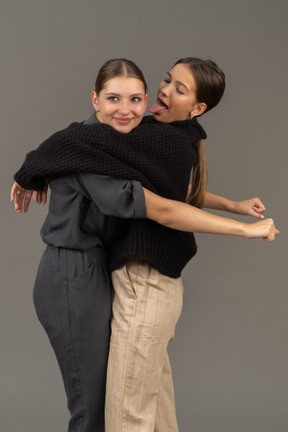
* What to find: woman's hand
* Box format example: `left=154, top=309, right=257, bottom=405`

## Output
left=10, top=181, right=48, bottom=214
left=232, top=197, right=266, bottom=219
left=243, top=218, right=279, bottom=241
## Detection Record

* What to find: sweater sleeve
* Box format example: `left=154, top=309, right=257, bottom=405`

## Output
left=14, top=162, right=46, bottom=190
left=13, top=120, right=203, bottom=199
left=13, top=123, right=155, bottom=191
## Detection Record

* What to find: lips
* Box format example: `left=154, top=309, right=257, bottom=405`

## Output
left=114, top=118, right=133, bottom=125
left=148, top=97, right=168, bottom=114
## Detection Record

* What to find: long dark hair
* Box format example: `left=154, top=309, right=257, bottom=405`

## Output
left=173, top=58, right=225, bottom=208
left=95, top=58, right=148, bottom=94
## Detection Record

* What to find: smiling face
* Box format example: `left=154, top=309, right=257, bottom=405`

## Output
left=149, top=64, right=207, bottom=123
left=91, top=76, right=148, bottom=133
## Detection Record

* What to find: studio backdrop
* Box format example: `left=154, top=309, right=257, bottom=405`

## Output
left=1, top=1, right=287, bottom=431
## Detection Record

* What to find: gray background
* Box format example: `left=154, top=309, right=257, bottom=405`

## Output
left=1, top=0, right=287, bottom=431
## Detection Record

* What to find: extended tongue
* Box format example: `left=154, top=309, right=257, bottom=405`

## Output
left=148, top=100, right=168, bottom=114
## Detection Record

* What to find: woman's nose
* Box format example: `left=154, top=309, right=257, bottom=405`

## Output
left=160, top=83, right=170, bottom=97
left=118, top=100, right=129, bottom=115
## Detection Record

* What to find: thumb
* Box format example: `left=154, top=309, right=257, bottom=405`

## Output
left=250, top=209, right=265, bottom=219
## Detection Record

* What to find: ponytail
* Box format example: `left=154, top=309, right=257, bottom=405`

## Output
left=186, top=139, right=207, bottom=209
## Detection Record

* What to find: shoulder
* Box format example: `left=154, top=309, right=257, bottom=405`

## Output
left=169, top=119, right=207, bottom=140
left=55, top=121, right=118, bottom=142
left=139, top=116, right=207, bottom=140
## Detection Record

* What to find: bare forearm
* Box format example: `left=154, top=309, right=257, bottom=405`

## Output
left=203, top=191, right=235, bottom=212
left=147, top=190, right=244, bottom=235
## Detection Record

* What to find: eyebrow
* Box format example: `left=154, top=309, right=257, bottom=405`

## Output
left=167, top=72, right=189, bottom=92
left=105, top=92, right=144, bottom=97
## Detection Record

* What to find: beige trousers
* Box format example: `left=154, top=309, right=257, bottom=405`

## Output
left=105, top=260, right=184, bottom=432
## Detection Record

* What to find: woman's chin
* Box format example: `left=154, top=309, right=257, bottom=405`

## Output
left=152, top=112, right=171, bottom=123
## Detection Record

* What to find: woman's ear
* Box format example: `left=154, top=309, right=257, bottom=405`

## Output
left=145, top=93, right=148, bottom=110
left=191, top=102, right=207, bottom=117
left=91, top=91, right=99, bottom=112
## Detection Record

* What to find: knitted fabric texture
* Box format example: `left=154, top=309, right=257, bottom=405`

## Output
left=14, top=116, right=206, bottom=277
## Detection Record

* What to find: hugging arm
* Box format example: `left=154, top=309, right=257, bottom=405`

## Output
left=12, top=122, right=161, bottom=192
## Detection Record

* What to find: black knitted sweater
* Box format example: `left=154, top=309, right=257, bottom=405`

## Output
left=14, top=116, right=206, bottom=277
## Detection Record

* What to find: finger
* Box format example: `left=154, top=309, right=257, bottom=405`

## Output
left=41, top=191, right=47, bottom=204
left=32, top=191, right=39, bottom=203
left=14, top=192, right=24, bottom=214
left=264, top=232, right=275, bottom=242
left=252, top=206, right=265, bottom=216
left=11, top=183, right=21, bottom=202
left=249, top=209, right=264, bottom=219
left=10, top=184, right=16, bottom=201
left=253, top=201, right=266, bottom=213
left=37, top=191, right=43, bottom=204
left=23, top=191, right=33, bottom=213
left=264, top=224, right=279, bottom=241
left=11, top=182, right=24, bottom=205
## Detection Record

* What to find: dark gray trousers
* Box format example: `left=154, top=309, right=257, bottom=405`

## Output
left=33, top=246, right=111, bottom=432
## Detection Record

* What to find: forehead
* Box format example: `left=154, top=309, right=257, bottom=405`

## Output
left=168, top=64, right=196, bottom=91
left=102, top=76, right=146, bottom=94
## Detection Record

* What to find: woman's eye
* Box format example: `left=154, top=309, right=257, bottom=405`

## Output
left=176, top=88, right=184, bottom=95
left=163, top=78, right=170, bottom=84
left=108, top=96, right=118, bottom=101
left=131, top=97, right=141, bottom=102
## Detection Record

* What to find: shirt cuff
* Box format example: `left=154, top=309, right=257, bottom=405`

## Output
left=132, top=181, right=146, bottom=219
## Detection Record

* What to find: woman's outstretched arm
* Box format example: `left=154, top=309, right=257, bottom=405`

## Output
left=203, top=191, right=266, bottom=219
left=145, top=188, right=279, bottom=241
